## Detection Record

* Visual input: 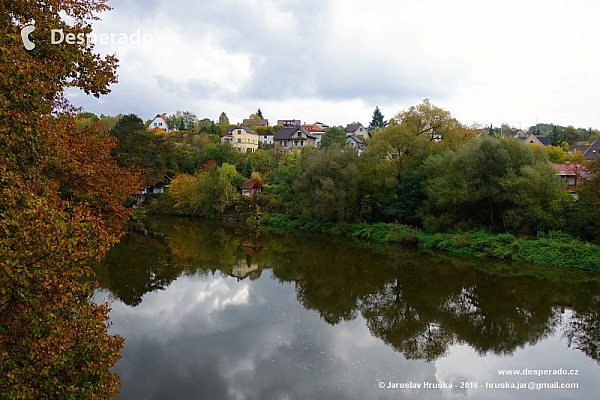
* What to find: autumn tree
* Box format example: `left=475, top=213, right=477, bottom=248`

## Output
left=1, top=1, right=138, bottom=397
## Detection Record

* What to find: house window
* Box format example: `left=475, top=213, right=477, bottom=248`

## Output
left=297, top=132, right=301, bottom=137
left=159, top=122, right=163, bottom=126
left=238, top=138, right=241, bottom=143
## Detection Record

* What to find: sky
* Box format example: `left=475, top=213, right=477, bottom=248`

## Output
left=67, top=0, right=600, bottom=130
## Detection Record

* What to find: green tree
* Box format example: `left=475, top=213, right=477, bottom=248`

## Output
left=294, top=147, right=361, bottom=222
left=218, top=111, right=230, bottom=130
left=110, top=114, right=177, bottom=185
left=368, top=106, right=388, bottom=131
left=549, top=125, right=567, bottom=147
left=544, top=145, right=568, bottom=163
left=168, top=163, right=238, bottom=217
left=256, top=108, right=264, bottom=119
left=198, top=118, right=219, bottom=135
left=167, top=110, right=197, bottom=131
left=569, top=158, right=600, bottom=242
left=421, top=137, right=568, bottom=233
left=243, top=159, right=253, bottom=178
left=563, top=125, right=584, bottom=144
left=320, top=126, right=348, bottom=149
left=246, top=113, right=262, bottom=128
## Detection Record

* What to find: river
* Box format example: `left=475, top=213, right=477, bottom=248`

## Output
left=93, top=217, right=600, bottom=399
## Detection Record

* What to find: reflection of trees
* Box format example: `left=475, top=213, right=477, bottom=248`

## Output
left=96, top=218, right=600, bottom=364
left=564, top=303, right=600, bottom=364
left=95, top=219, right=268, bottom=305
left=358, top=260, right=563, bottom=361
left=274, top=242, right=599, bottom=362
left=360, top=279, right=453, bottom=361
left=95, top=232, right=180, bottom=306
left=439, top=280, right=559, bottom=356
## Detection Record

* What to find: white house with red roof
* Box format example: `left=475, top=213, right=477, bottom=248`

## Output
left=148, top=113, right=168, bottom=131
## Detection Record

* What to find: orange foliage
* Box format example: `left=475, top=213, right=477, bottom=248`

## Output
left=1, top=1, right=138, bottom=397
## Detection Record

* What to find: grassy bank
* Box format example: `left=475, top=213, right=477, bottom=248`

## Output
left=254, top=214, right=600, bottom=272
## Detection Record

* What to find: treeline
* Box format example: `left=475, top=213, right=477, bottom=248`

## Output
left=102, top=101, right=600, bottom=245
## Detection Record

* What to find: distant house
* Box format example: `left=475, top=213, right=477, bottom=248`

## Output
left=274, top=126, right=317, bottom=151
left=345, top=122, right=370, bottom=139
left=314, top=121, right=330, bottom=130
left=584, top=138, right=600, bottom=160
left=134, top=176, right=172, bottom=204
left=258, top=134, right=274, bottom=146
left=553, top=163, right=586, bottom=192
left=522, top=133, right=551, bottom=146
left=242, top=118, right=269, bottom=127
left=221, top=124, right=259, bottom=153
left=277, top=119, right=301, bottom=127
left=148, top=114, right=168, bottom=131
left=240, top=179, right=263, bottom=196
left=346, top=135, right=365, bottom=155
left=301, top=124, right=325, bottom=146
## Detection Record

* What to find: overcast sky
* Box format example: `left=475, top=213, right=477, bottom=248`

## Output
left=67, top=0, right=600, bottom=130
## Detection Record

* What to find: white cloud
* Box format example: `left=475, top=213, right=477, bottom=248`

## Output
left=71, top=0, right=600, bottom=129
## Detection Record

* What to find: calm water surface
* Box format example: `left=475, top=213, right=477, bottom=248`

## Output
left=94, top=217, right=600, bottom=399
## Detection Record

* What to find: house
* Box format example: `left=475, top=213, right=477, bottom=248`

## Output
left=346, top=135, right=365, bottom=155
left=258, top=134, right=274, bottom=146
left=345, top=122, right=370, bottom=139
left=240, top=179, right=263, bottom=196
left=314, top=121, right=329, bottom=130
left=277, top=119, right=301, bottom=127
left=301, top=124, right=325, bottom=146
left=553, top=163, right=586, bottom=192
left=584, top=138, right=600, bottom=160
left=133, top=176, right=172, bottom=204
left=522, top=133, right=551, bottom=146
left=273, top=126, right=317, bottom=151
left=148, top=113, right=168, bottom=131
left=221, top=124, right=259, bottom=153
left=242, top=118, right=269, bottom=126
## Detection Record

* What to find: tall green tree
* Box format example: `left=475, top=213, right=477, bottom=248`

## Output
left=368, top=106, right=388, bottom=131
left=549, top=125, right=567, bottom=147
left=218, top=111, right=230, bottom=130
left=256, top=108, right=264, bottom=119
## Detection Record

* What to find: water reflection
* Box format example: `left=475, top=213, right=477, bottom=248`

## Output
left=95, top=218, right=600, bottom=399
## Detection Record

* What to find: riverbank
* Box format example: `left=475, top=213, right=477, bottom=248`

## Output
left=253, top=213, right=600, bottom=272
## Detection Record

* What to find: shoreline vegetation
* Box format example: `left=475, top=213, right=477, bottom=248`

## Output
left=141, top=204, right=600, bottom=272
left=252, top=214, right=600, bottom=272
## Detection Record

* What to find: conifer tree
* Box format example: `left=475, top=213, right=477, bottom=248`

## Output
left=368, top=106, right=388, bottom=131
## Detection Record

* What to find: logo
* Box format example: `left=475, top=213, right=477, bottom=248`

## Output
left=21, top=21, right=35, bottom=50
